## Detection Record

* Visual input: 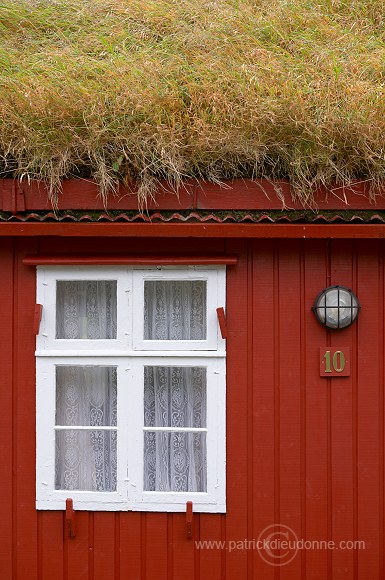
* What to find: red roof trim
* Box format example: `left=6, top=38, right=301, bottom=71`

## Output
left=1, top=178, right=384, bottom=212
left=3, top=222, right=385, bottom=238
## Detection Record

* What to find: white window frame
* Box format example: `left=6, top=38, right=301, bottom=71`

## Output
left=35, top=266, right=226, bottom=512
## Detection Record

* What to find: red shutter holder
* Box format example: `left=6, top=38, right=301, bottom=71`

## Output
left=186, top=501, right=193, bottom=539
left=65, top=498, right=76, bottom=538
left=216, top=307, right=227, bottom=339
left=34, top=304, right=43, bottom=335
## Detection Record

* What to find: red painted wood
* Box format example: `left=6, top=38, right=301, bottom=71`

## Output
left=2, top=178, right=385, bottom=211
left=225, top=239, right=249, bottom=578
left=278, top=241, right=303, bottom=579
left=330, top=240, right=355, bottom=578
left=319, top=347, right=351, bottom=377
left=93, top=513, right=116, bottom=580
left=171, top=514, right=195, bottom=580
left=195, top=179, right=385, bottom=210
left=66, top=512, right=90, bottom=580
left=5, top=222, right=385, bottom=238
left=33, top=304, right=43, bottom=335
left=251, top=239, right=275, bottom=580
left=39, top=512, right=64, bottom=580
left=303, top=240, right=329, bottom=579
left=3, top=234, right=385, bottom=579
left=65, top=499, right=76, bottom=538
left=0, top=238, right=14, bottom=579
left=356, top=241, right=381, bottom=577
left=198, top=515, right=224, bottom=580
left=37, top=236, right=226, bottom=255
left=23, top=253, right=238, bottom=266
left=186, top=502, right=193, bottom=539
left=14, top=238, right=39, bottom=579
left=144, top=513, right=168, bottom=580
left=216, top=307, right=228, bottom=339
left=119, top=513, right=142, bottom=580
left=0, top=178, right=195, bottom=211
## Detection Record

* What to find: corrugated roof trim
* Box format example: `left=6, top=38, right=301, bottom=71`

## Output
left=1, top=211, right=385, bottom=223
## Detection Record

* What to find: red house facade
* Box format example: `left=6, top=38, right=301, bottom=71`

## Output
left=1, top=178, right=385, bottom=579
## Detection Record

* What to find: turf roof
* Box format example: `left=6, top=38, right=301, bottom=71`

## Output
left=1, top=0, right=385, bottom=204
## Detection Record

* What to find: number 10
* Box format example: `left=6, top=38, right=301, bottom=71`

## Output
left=324, top=350, right=345, bottom=373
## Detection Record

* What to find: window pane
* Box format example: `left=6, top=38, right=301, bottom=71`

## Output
left=55, top=430, right=117, bottom=491
left=56, top=366, right=117, bottom=427
left=144, top=280, right=207, bottom=340
left=144, top=432, right=206, bottom=492
left=56, top=280, right=117, bottom=339
left=144, top=366, right=206, bottom=428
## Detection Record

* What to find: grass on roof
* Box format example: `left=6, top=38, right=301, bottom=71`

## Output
left=1, top=0, right=385, bottom=203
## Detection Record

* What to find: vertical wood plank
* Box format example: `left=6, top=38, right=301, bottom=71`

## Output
left=39, top=512, right=64, bottom=580
left=145, top=513, right=168, bottom=580
left=119, top=513, right=142, bottom=580
left=251, top=239, right=275, bottom=579
left=330, top=240, right=355, bottom=578
left=171, top=514, right=195, bottom=580
left=278, top=240, right=302, bottom=579
left=93, top=513, right=117, bottom=580
left=66, top=512, right=91, bottom=580
left=0, top=238, right=14, bottom=579
left=356, top=241, right=381, bottom=577
left=198, top=515, right=223, bottom=580
left=304, top=240, right=329, bottom=579
left=225, top=239, right=249, bottom=578
left=15, top=238, right=39, bottom=580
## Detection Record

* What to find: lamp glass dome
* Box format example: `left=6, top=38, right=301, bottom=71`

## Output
left=313, top=286, right=360, bottom=329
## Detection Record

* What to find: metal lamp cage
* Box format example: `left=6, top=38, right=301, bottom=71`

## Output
left=312, top=285, right=361, bottom=330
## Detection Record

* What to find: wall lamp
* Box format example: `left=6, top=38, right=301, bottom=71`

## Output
left=312, top=285, right=360, bottom=329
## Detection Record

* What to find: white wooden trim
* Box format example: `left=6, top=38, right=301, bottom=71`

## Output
left=35, top=350, right=226, bottom=358
left=127, top=357, right=226, bottom=512
left=132, top=267, right=226, bottom=352
left=142, top=427, right=208, bottom=432
left=36, top=266, right=132, bottom=352
left=36, top=265, right=226, bottom=513
left=36, top=357, right=130, bottom=511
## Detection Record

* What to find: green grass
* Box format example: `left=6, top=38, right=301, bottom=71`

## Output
left=1, top=0, right=385, bottom=203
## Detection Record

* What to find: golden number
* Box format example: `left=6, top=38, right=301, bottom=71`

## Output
left=333, top=351, right=345, bottom=373
left=324, top=350, right=345, bottom=373
left=324, top=351, right=332, bottom=373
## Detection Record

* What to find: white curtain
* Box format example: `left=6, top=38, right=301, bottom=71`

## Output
left=55, top=366, right=117, bottom=492
left=144, top=280, right=207, bottom=340
left=56, top=280, right=117, bottom=339
left=144, top=366, right=207, bottom=492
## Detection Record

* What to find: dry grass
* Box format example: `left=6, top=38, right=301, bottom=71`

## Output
left=1, top=0, right=385, bottom=203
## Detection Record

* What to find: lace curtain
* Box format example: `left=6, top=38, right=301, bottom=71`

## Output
left=56, top=280, right=117, bottom=339
left=144, top=366, right=207, bottom=492
left=55, top=366, right=117, bottom=491
left=144, top=280, right=207, bottom=340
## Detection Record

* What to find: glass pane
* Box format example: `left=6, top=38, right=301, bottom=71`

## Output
left=56, top=366, right=117, bottom=426
left=55, top=430, right=117, bottom=491
left=56, top=280, right=117, bottom=339
left=144, top=366, right=206, bottom=428
left=144, top=431, right=206, bottom=492
left=144, top=280, right=207, bottom=340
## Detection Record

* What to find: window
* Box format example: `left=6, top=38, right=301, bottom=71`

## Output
left=36, top=266, right=226, bottom=512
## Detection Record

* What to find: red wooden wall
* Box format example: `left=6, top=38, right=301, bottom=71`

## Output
left=0, top=235, right=384, bottom=579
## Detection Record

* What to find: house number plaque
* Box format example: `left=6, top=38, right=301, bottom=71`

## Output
left=319, top=347, right=350, bottom=377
